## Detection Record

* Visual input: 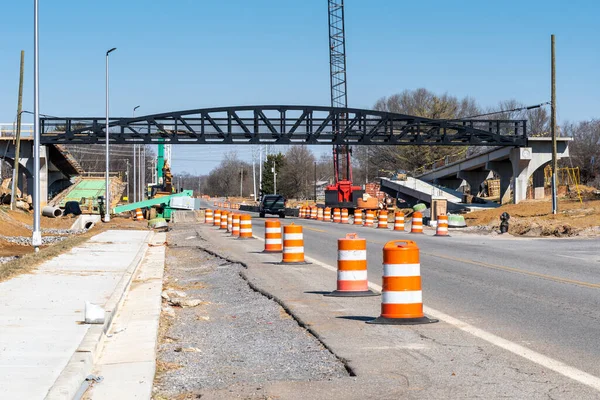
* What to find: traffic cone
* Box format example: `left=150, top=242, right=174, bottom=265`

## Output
left=135, top=208, right=144, bottom=221
left=435, top=215, right=450, bottom=237
left=394, top=212, right=405, bottom=231
left=354, top=209, right=363, bottom=225
left=326, top=233, right=378, bottom=297
left=410, top=211, right=424, bottom=234
left=264, top=219, right=283, bottom=252
left=205, top=209, right=214, bottom=225
left=367, top=240, right=437, bottom=325
left=377, top=210, right=388, bottom=229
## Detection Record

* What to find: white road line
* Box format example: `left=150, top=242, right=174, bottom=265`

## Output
left=300, top=253, right=600, bottom=392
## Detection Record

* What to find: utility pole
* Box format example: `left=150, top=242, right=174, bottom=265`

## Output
left=133, top=105, right=139, bottom=202
left=11, top=50, right=25, bottom=211
left=259, top=146, right=263, bottom=197
left=126, top=159, right=130, bottom=201
left=314, top=161, right=317, bottom=201
left=240, top=167, right=243, bottom=197
left=551, top=34, right=558, bottom=214
left=272, top=160, right=277, bottom=195
left=252, top=150, right=257, bottom=201
left=32, top=0, right=41, bottom=251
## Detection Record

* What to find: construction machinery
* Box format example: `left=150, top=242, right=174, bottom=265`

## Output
left=324, top=0, right=364, bottom=209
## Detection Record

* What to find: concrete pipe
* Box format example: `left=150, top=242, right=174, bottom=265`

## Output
left=84, top=221, right=95, bottom=230
left=42, top=206, right=63, bottom=218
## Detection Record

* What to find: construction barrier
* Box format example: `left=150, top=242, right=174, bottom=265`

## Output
left=326, top=233, right=377, bottom=297
left=310, top=206, right=318, bottom=220
left=378, top=210, right=388, bottom=229
left=135, top=208, right=144, bottom=221
left=239, top=214, right=253, bottom=239
left=282, top=224, right=307, bottom=264
left=394, top=212, right=405, bottom=231
left=324, top=207, right=331, bottom=222
left=232, top=214, right=240, bottom=237
left=341, top=208, right=349, bottom=224
left=264, top=219, right=283, bottom=252
left=365, top=210, right=375, bottom=227
left=214, top=210, right=222, bottom=227
left=410, top=211, right=423, bottom=234
left=298, top=207, right=304, bottom=219
left=220, top=211, right=229, bottom=230
left=205, top=209, right=214, bottom=225
left=333, top=208, right=341, bottom=223
left=435, top=215, right=449, bottom=237
left=367, top=240, right=437, bottom=325
left=317, top=207, right=324, bottom=221
left=227, top=212, right=233, bottom=232
left=354, top=209, right=363, bottom=225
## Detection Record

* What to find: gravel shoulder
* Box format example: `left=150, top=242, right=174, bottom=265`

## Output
left=153, top=224, right=348, bottom=399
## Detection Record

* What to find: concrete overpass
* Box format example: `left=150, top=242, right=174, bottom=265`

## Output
left=0, top=137, right=83, bottom=206
left=416, top=137, right=571, bottom=204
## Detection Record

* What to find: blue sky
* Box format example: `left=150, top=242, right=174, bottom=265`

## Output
left=1, top=0, right=598, bottom=174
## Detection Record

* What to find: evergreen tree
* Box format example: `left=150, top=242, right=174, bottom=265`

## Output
left=261, top=153, right=285, bottom=195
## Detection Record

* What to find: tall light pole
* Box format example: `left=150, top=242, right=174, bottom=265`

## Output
left=104, top=47, right=116, bottom=222
left=32, top=0, right=41, bottom=251
left=133, top=105, right=140, bottom=203
left=551, top=35, right=558, bottom=214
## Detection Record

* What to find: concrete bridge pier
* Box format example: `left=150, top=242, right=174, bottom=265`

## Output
left=435, top=177, right=463, bottom=190
left=486, top=160, right=513, bottom=204
left=457, top=170, right=493, bottom=196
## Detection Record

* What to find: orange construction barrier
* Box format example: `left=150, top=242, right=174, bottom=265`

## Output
left=410, top=211, right=424, bottom=234
left=354, top=209, right=363, bottom=225
left=281, top=224, right=307, bottom=264
left=324, top=207, right=331, bottom=222
left=378, top=210, right=388, bottom=229
left=264, top=219, right=283, bottom=252
left=214, top=210, right=222, bottom=227
left=239, top=214, right=253, bottom=239
left=227, top=212, right=233, bottom=232
left=394, top=212, right=405, bottom=231
left=134, top=208, right=144, bottom=221
left=333, top=208, right=341, bottom=223
left=364, top=210, right=375, bottom=227
left=326, top=233, right=377, bottom=297
left=220, top=211, right=229, bottom=230
left=310, top=206, right=318, bottom=220
left=435, top=215, right=449, bottom=237
left=232, top=214, right=240, bottom=237
left=205, top=209, right=214, bottom=225
left=367, top=240, right=437, bottom=325
left=317, top=207, right=324, bottom=221
left=298, top=206, right=304, bottom=219
left=341, top=208, right=349, bottom=224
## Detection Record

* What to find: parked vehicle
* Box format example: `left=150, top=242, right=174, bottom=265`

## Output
left=259, top=195, right=286, bottom=218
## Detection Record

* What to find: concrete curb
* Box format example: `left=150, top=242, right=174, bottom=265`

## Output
left=44, top=231, right=154, bottom=400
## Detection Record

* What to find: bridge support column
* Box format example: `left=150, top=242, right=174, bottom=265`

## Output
left=457, top=170, right=492, bottom=196
left=26, top=145, right=48, bottom=207
left=509, top=148, right=552, bottom=205
left=434, top=178, right=463, bottom=190
left=486, top=160, right=512, bottom=205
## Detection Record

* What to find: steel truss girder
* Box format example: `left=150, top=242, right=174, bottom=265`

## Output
left=39, top=105, right=528, bottom=146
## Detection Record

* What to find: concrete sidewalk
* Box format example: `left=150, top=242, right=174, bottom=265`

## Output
left=0, top=229, right=151, bottom=399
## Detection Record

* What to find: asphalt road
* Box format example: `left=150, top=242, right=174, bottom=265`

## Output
left=207, top=205, right=600, bottom=384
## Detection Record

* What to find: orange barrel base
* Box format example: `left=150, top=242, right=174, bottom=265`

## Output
left=367, top=315, right=437, bottom=325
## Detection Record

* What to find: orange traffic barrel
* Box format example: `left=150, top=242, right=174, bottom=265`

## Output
left=309, top=206, right=315, bottom=219
left=281, top=224, right=308, bottom=264
left=341, top=208, right=349, bottom=224
left=364, top=210, right=375, bottom=227
left=213, top=201, right=217, bottom=206
left=378, top=210, right=388, bottom=229
left=410, top=211, right=424, bottom=234
left=220, top=211, right=229, bottom=230
left=367, top=240, right=437, bottom=325
left=394, top=212, right=405, bottom=231
left=134, top=208, right=144, bottom=221
left=214, top=210, right=222, bottom=227
left=435, top=215, right=450, bottom=237
left=205, top=209, right=214, bottom=225
left=317, top=207, right=324, bottom=221
left=232, top=214, right=240, bottom=237
left=333, top=208, right=341, bottom=223
left=326, top=233, right=378, bottom=297
left=239, top=214, right=253, bottom=239
left=324, top=207, right=331, bottom=222
left=354, top=209, right=363, bottom=225
left=227, top=212, right=233, bottom=232
left=264, top=219, right=283, bottom=253
left=298, top=207, right=305, bottom=219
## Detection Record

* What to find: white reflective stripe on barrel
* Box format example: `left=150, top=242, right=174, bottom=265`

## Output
left=383, top=263, right=420, bottom=277
left=413, top=218, right=422, bottom=222
left=265, top=238, right=282, bottom=245
left=337, top=250, right=367, bottom=261
left=337, top=270, right=368, bottom=281
left=266, top=227, right=281, bottom=234
left=382, top=290, right=422, bottom=304
left=283, top=247, right=304, bottom=254
left=240, top=229, right=252, bottom=233
left=284, top=233, right=303, bottom=240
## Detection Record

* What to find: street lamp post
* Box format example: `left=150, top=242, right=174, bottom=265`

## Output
left=105, top=47, right=116, bottom=222
left=32, top=0, right=41, bottom=251
left=133, top=105, right=140, bottom=203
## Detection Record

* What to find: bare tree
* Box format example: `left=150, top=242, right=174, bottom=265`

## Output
left=279, top=146, right=316, bottom=199
left=562, top=119, right=600, bottom=185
